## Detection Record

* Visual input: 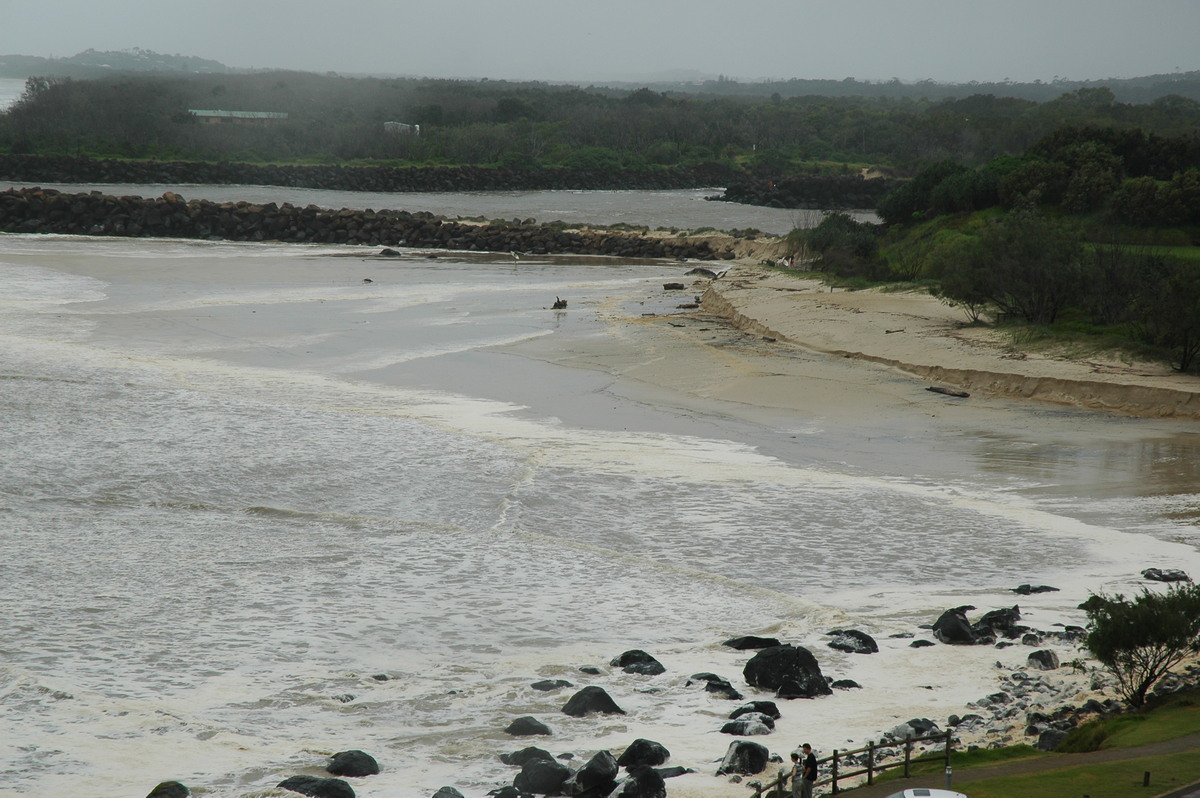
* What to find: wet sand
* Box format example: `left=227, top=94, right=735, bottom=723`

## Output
left=698, top=265, right=1200, bottom=420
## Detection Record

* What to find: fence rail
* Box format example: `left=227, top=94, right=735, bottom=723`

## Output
left=748, top=730, right=952, bottom=796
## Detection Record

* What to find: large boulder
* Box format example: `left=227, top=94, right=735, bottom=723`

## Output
left=277, top=776, right=355, bottom=798
left=561, top=750, right=619, bottom=797
left=1027, top=649, right=1060, bottom=671
left=932, top=607, right=977, bottom=644
left=532, top=679, right=573, bottom=692
left=689, top=673, right=743, bottom=700
left=327, top=750, right=379, bottom=777
left=743, top=645, right=832, bottom=698
left=506, top=716, right=552, bottom=736
left=610, top=650, right=665, bottom=676
left=715, top=740, right=770, bottom=775
left=827, top=629, right=878, bottom=654
left=146, top=783, right=188, bottom=798
left=730, top=701, right=780, bottom=720
left=722, top=636, right=781, bottom=650
left=720, top=715, right=773, bottom=735
left=608, top=765, right=666, bottom=798
left=889, top=718, right=941, bottom=740
left=432, top=789, right=464, bottom=798
left=500, top=746, right=554, bottom=766
left=1143, top=568, right=1191, bottom=582
left=514, top=758, right=571, bottom=795
left=973, top=606, right=1024, bottom=640
left=563, top=686, right=626, bottom=717
left=616, top=739, right=670, bottom=769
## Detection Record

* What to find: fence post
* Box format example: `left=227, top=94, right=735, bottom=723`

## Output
left=831, top=750, right=839, bottom=795
left=867, top=740, right=875, bottom=786
left=904, top=735, right=912, bottom=778
left=945, top=730, right=952, bottom=768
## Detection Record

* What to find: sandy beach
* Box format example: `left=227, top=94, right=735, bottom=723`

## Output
left=695, top=264, right=1200, bottom=421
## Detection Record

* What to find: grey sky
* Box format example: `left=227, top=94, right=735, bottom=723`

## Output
left=3, top=0, right=1198, bottom=84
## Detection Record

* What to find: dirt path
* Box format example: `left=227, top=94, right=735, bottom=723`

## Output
left=828, top=731, right=1200, bottom=797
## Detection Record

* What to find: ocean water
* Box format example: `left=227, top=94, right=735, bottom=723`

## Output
left=2, top=216, right=1199, bottom=797
left=0, top=78, right=26, bottom=111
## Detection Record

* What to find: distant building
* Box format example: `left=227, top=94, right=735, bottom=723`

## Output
left=384, top=121, right=420, bottom=135
left=188, top=109, right=288, bottom=125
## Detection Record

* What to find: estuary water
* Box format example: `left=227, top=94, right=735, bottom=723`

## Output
left=1, top=187, right=1199, bottom=798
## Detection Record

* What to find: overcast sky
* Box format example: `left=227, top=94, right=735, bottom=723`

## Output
left=3, top=0, right=1199, bottom=84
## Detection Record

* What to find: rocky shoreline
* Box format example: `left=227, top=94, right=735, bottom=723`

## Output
left=0, top=156, right=894, bottom=211
left=134, top=585, right=1200, bottom=798
left=709, top=174, right=896, bottom=210
left=0, top=187, right=730, bottom=259
left=0, top=155, right=745, bottom=193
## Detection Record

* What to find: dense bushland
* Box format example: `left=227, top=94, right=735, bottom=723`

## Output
left=4, top=71, right=1200, bottom=172
left=798, top=124, right=1200, bottom=373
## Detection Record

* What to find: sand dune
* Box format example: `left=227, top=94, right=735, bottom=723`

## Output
left=701, top=266, right=1200, bottom=420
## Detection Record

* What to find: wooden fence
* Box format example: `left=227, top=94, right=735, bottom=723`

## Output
left=748, top=730, right=953, bottom=796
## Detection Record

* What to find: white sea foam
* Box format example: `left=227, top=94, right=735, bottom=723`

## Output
left=2, top=232, right=1198, bottom=797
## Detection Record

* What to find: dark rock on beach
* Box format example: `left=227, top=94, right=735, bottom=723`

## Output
left=513, top=758, right=571, bottom=795
left=1012, top=584, right=1060, bottom=594
left=327, top=750, right=380, bottom=777
left=562, top=686, right=626, bottom=716
left=501, top=747, right=554, bottom=766
left=610, top=765, right=666, bottom=798
left=715, top=740, right=770, bottom=775
left=887, top=718, right=941, bottom=740
left=1143, top=567, right=1191, bottom=582
left=531, top=679, right=573, bottom=692
left=722, top=636, right=781, bottom=650
left=561, top=750, right=619, bottom=797
left=743, top=645, right=832, bottom=698
left=689, top=673, right=744, bottom=700
left=617, top=738, right=671, bottom=769
left=611, top=650, right=665, bottom=675
left=506, top=716, right=552, bottom=736
left=433, top=788, right=466, bottom=798
left=1027, top=649, right=1060, bottom=671
left=827, top=629, right=879, bottom=654
left=932, top=607, right=978, bottom=644
left=721, top=714, right=774, bottom=735
left=278, top=776, right=356, bottom=798
left=730, top=700, right=780, bottom=720
left=146, top=782, right=189, bottom=798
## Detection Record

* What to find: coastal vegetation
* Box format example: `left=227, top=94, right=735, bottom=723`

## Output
left=1, top=62, right=1198, bottom=373
left=1083, top=585, right=1200, bottom=709
left=795, top=124, right=1200, bottom=373
left=2, top=69, right=1200, bottom=173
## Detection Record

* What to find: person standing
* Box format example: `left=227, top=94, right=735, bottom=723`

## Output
left=799, top=743, right=817, bottom=798
left=785, top=751, right=804, bottom=798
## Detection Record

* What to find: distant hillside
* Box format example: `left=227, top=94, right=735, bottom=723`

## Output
left=590, top=71, right=1200, bottom=104
left=0, top=48, right=232, bottom=79
left=1, top=49, right=1197, bottom=104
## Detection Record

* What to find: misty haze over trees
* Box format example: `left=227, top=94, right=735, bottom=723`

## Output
left=1, top=51, right=1198, bottom=373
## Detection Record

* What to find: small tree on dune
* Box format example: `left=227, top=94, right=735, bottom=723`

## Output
left=1083, top=583, right=1200, bottom=709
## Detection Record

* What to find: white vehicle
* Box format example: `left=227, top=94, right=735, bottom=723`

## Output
left=883, top=789, right=970, bottom=798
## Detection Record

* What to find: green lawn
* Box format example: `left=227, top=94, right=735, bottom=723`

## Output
left=963, top=749, right=1200, bottom=798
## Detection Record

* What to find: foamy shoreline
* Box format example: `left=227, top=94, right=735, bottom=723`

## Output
left=700, top=264, right=1200, bottom=421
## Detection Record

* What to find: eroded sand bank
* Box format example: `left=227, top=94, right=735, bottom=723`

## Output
left=699, top=265, right=1200, bottom=420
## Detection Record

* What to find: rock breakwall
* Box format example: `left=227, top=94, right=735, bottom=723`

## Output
left=0, top=155, right=743, bottom=193
left=0, top=187, right=729, bottom=259
left=711, top=175, right=895, bottom=209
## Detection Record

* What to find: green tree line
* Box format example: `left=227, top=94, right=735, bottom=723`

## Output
left=800, top=125, right=1200, bottom=373
left=4, top=71, right=1200, bottom=171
